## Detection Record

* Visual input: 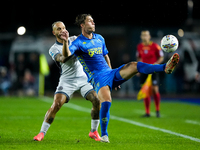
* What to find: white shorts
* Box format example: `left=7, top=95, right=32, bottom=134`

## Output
left=55, top=76, right=93, bottom=102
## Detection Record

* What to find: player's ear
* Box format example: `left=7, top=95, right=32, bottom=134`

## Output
left=80, top=23, right=84, bottom=29
left=52, top=30, right=55, bottom=35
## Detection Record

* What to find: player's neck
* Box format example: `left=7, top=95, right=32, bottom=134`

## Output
left=82, top=31, right=93, bottom=39
left=57, top=38, right=63, bottom=44
left=143, top=41, right=150, bottom=45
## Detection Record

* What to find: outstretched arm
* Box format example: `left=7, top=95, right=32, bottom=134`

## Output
left=104, top=54, right=112, bottom=69
left=60, top=30, right=71, bottom=57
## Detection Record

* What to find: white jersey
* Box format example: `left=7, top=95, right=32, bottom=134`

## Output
left=49, top=36, right=93, bottom=100
left=49, top=36, right=87, bottom=81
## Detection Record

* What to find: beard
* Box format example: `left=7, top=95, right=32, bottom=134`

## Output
left=56, top=34, right=63, bottom=40
left=85, top=27, right=95, bottom=34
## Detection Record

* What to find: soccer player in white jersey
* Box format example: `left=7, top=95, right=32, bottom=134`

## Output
left=33, top=21, right=101, bottom=141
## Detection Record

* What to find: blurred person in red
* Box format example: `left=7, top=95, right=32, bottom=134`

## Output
left=136, top=30, right=164, bottom=117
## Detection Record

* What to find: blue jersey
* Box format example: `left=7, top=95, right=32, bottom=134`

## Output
left=69, top=33, right=111, bottom=81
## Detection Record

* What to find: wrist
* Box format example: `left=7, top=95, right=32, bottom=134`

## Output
left=63, top=40, right=68, bottom=44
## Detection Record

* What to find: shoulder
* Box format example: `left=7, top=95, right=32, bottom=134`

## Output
left=94, top=33, right=106, bottom=45
left=49, top=43, right=57, bottom=52
left=69, top=35, right=77, bottom=42
left=72, top=36, right=82, bottom=44
left=152, top=42, right=161, bottom=50
left=95, top=33, right=105, bottom=40
left=137, top=43, right=143, bottom=49
left=49, top=43, right=61, bottom=55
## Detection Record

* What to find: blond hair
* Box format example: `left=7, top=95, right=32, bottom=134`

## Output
left=52, top=21, right=64, bottom=30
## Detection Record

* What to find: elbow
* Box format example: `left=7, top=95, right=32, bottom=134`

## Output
left=61, top=59, right=66, bottom=63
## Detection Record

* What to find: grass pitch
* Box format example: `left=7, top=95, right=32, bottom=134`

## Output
left=0, top=96, right=200, bottom=150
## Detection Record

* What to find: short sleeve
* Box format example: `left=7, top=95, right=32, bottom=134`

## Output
left=155, top=43, right=164, bottom=57
left=49, top=46, right=61, bottom=61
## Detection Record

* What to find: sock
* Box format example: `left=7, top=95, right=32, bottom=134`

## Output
left=91, top=119, right=100, bottom=132
left=144, top=97, right=151, bottom=114
left=100, top=101, right=111, bottom=137
left=40, top=121, right=50, bottom=135
left=137, top=62, right=166, bottom=74
left=154, top=92, right=160, bottom=111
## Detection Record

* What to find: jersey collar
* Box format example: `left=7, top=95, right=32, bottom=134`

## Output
left=56, top=40, right=63, bottom=45
left=142, top=41, right=153, bottom=46
left=80, top=33, right=96, bottom=40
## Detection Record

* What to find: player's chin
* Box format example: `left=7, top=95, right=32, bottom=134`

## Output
left=90, top=27, right=95, bottom=32
left=90, top=29, right=95, bottom=33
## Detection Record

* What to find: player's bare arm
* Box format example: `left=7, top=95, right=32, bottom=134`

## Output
left=104, top=54, right=112, bottom=69
left=60, top=30, right=71, bottom=57
left=54, top=53, right=70, bottom=63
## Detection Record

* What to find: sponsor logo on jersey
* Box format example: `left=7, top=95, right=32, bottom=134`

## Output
left=88, top=47, right=103, bottom=57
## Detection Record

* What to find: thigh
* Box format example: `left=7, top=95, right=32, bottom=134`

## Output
left=119, top=62, right=138, bottom=80
left=79, top=82, right=94, bottom=99
left=152, top=73, right=159, bottom=93
left=98, top=86, right=112, bottom=103
left=53, top=93, right=68, bottom=106
left=152, top=73, right=159, bottom=85
left=55, top=80, right=76, bottom=102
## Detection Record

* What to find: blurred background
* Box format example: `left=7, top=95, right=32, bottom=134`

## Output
left=0, top=0, right=200, bottom=99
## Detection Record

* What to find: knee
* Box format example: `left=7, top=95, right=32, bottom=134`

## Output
left=86, top=91, right=100, bottom=107
left=93, top=97, right=100, bottom=108
left=55, top=101, right=62, bottom=110
left=52, top=94, right=67, bottom=111
left=92, top=96, right=100, bottom=107
left=125, top=62, right=137, bottom=69
left=130, top=62, right=137, bottom=68
left=152, top=86, right=159, bottom=94
left=52, top=99, right=62, bottom=112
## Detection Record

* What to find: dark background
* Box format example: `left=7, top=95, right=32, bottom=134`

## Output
left=2, top=0, right=200, bottom=33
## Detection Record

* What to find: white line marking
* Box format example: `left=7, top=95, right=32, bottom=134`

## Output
left=185, top=120, right=200, bottom=126
left=40, top=97, right=200, bottom=143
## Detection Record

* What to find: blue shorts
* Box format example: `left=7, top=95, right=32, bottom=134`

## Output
left=90, top=64, right=127, bottom=93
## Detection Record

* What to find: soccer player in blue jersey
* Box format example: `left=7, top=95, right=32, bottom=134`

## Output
left=60, top=14, right=179, bottom=143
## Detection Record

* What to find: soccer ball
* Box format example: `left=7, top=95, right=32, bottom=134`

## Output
left=161, top=35, right=179, bottom=53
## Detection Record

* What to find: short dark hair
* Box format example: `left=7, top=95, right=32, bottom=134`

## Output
left=75, top=14, right=92, bottom=28
left=141, top=30, right=150, bottom=33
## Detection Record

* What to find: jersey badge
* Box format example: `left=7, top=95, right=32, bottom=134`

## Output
left=91, top=40, right=95, bottom=45
left=144, top=50, right=148, bottom=54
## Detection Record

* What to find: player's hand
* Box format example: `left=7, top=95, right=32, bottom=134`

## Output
left=60, top=30, right=69, bottom=42
left=115, top=85, right=121, bottom=91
